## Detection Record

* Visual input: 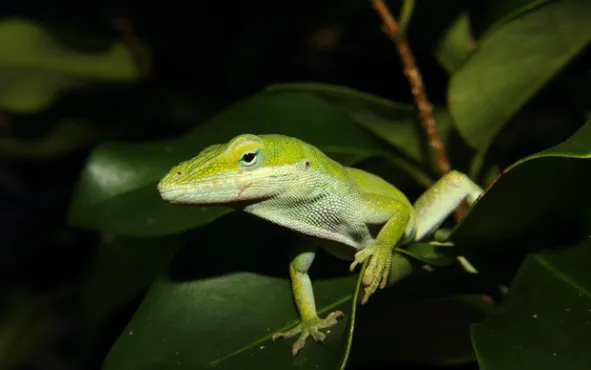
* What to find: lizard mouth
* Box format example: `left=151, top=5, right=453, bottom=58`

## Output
left=158, top=180, right=239, bottom=204
left=158, top=188, right=191, bottom=203
left=158, top=166, right=295, bottom=205
left=157, top=176, right=276, bottom=204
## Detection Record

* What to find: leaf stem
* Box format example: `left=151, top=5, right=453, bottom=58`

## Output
left=397, top=0, right=415, bottom=41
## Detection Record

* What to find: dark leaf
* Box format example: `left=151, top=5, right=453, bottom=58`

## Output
left=448, top=0, right=591, bottom=150
left=0, top=120, right=108, bottom=159
left=451, top=121, right=591, bottom=246
left=0, top=290, right=52, bottom=370
left=0, top=19, right=139, bottom=114
left=471, top=239, right=591, bottom=370
left=353, top=294, right=493, bottom=366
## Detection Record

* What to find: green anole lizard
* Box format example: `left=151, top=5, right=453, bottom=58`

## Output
left=157, top=134, right=483, bottom=356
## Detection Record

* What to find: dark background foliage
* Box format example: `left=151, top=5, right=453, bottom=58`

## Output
left=0, top=1, right=589, bottom=370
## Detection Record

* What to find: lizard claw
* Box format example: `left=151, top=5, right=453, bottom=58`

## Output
left=272, top=311, right=345, bottom=356
left=350, top=244, right=392, bottom=304
left=349, top=245, right=377, bottom=272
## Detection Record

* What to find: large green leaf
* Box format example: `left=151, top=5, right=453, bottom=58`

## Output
left=448, top=0, right=591, bottom=150
left=68, top=92, right=384, bottom=237
left=100, top=214, right=360, bottom=370
left=451, top=120, right=591, bottom=246
left=104, top=274, right=356, bottom=370
left=0, top=19, right=140, bottom=114
left=471, top=239, right=591, bottom=370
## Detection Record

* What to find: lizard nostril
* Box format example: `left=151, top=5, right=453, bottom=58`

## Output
left=177, top=171, right=183, bottom=176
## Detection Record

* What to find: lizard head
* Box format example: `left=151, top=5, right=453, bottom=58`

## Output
left=157, top=134, right=316, bottom=205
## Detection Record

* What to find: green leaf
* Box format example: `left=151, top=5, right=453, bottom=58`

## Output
left=434, top=13, right=475, bottom=74
left=0, top=119, right=112, bottom=159
left=472, top=0, right=553, bottom=37
left=104, top=274, right=355, bottom=370
left=451, top=120, right=591, bottom=246
left=448, top=0, right=591, bottom=150
left=100, top=214, right=358, bottom=370
left=0, top=18, right=140, bottom=114
left=68, top=92, right=383, bottom=237
left=471, top=239, right=591, bottom=370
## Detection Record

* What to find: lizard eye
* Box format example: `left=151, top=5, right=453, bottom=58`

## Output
left=239, top=150, right=260, bottom=167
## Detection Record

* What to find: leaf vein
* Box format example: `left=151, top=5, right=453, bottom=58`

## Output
left=535, top=255, right=591, bottom=298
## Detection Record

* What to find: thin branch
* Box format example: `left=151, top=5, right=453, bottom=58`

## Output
left=372, top=0, right=450, bottom=174
left=0, top=112, right=11, bottom=134
left=372, top=0, right=471, bottom=219
left=111, top=17, right=151, bottom=77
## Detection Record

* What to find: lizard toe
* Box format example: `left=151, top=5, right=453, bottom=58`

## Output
left=272, top=311, right=345, bottom=356
left=360, top=245, right=393, bottom=303
left=350, top=245, right=376, bottom=272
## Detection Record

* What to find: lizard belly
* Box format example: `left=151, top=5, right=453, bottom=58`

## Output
left=244, top=195, right=373, bottom=254
left=249, top=212, right=370, bottom=251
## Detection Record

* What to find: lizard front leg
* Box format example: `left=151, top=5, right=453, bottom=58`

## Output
left=272, top=247, right=345, bottom=356
left=350, top=199, right=411, bottom=304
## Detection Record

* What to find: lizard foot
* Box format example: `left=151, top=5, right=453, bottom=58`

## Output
left=272, top=310, right=345, bottom=356
left=349, top=243, right=392, bottom=304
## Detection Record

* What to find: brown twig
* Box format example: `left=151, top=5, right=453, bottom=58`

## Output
left=372, top=0, right=449, bottom=174
left=0, top=112, right=12, bottom=134
left=372, top=0, right=470, bottom=219
left=111, top=17, right=151, bottom=77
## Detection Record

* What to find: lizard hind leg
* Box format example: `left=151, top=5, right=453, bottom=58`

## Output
left=412, top=170, right=483, bottom=274
left=272, top=247, right=345, bottom=356
left=413, top=170, right=483, bottom=241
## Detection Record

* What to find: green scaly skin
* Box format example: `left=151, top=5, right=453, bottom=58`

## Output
left=158, top=134, right=483, bottom=356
